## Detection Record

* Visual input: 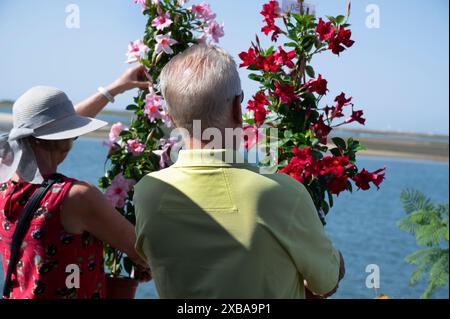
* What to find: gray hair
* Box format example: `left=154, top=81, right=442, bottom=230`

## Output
left=160, top=45, right=242, bottom=133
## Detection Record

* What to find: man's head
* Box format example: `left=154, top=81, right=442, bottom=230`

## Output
left=160, top=45, right=242, bottom=136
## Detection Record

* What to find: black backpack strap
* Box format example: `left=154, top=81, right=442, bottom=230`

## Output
left=2, top=173, right=64, bottom=298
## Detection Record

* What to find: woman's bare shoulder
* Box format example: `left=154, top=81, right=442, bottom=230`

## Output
left=66, top=181, right=102, bottom=202
left=61, top=181, right=106, bottom=234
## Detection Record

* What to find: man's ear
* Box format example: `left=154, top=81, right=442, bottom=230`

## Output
left=232, top=95, right=243, bottom=126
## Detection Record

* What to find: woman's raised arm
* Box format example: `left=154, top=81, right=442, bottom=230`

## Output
left=75, top=65, right=149, bottom=118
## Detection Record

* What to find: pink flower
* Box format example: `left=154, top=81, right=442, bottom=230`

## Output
left=134, top=0, right=160, bottom=7
left=205, top=21, right=225, bottom=43
left=153, top=137, right=178, bottom=168
left=109, top=122, right=128, bottom=143
left=191, top=2, right=216, bottom=21
left=155, top=33, right=178, bottom=55
left=127, top=139, right=145, bottom=156
left=105, top=173, right=134, bottom=208
left=152, top=12, right=173, bottom=31
left=162, top=112, right=173, bottom=128
left=144, top=92, right=163, bottom=122
left=126, top=39, right=149, bottom=64
left=134, top=0, right=147, bottom=6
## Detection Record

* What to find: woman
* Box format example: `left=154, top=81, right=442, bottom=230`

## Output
left=0, top=65, right=150, bottom=299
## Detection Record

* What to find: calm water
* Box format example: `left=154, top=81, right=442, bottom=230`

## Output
left=0, top=138, right=448, bottom=299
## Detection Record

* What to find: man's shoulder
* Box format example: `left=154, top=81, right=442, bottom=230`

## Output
left=234, top=167, right=307, bottom=197
left=134, top=168, right=177, bottom=196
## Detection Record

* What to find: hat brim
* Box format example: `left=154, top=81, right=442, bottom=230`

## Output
left=33, top=114, right=108, bottom=140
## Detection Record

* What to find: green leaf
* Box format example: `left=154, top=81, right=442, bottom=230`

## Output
left=305, top=65, right=315, bottom=78
left=311, top=149, right=323, bottom=160
left=288, top=30, right=299, bottom=41
left=330, top=147, right=342, bottom=157
left=301, top=35, right=316, bottom=52
left=284, top=130, right=294, bottom=139
left=326, top=16, right=336, bottom=23
left=123, top=256, right=134, bottom=277
left=265, top=46, right=275, bottom=55
left=400, top=189, right=434, bottom=215
left=346, top=181, right=353, bottom=193
left=335, top=15, right=346, bottom=24
left=248, top=73, right=263, bottom=82
left=332, top=137, right=346, bottom=150
left=327, top=190, right=334, bottom=208
left=322, top=200, right=330, bottom=215
left=244, top=118, right=256, bottom=125
left=285, top=42, right=298, bottom=48
left=353, top=143, right=367, bottom=152
left=126, top=104, right=139, bottom=111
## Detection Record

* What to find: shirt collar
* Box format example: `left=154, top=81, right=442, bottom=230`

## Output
left=173, top=149, right=249, bottom=168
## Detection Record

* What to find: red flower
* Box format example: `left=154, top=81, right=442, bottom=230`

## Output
left=320, top=156, right=350, bottom=195
left=256, top=54, right=279, bottom=72
left=346, top=110, right=366, bottom=125
left=292, top=147, right=313, bottom=159
left=324, top=105, right=344, bottom=120
left=313, top=115, right=332, bottom=144
left=274, top=82, right=297, bottom=104
left=329, top=26, right=355, bottom=55
left=335, top=92, right=353, bottom=107
left=274, top=46, right=297, bottom=68
left=326, top=168, right=348, bottom=195
left=247, top=91, right=270, bottom=126
left=239, top=47, right=257, bottom=68
left=320, top=156, right=350, bottom=175
left=327, top=92, right=352, bottom=119
left=353, top=168, right=386, bottom=190
left=337, top=27, right=355, bottom=47
left=261, top=0, right=282, bottom=41
left=280, top=149, right=355, bottom=195
left=280, top=147, right=315, bottom=183
left=262, top=23, right=282, bottom=42
left=261, top=0, right=280, bottom=23
left=305, top=74, right=328, bottom=95
left=316, top=18, right=336, bottom=41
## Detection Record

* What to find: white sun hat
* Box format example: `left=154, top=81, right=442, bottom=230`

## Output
left=0, top=86, right=108, bottom=184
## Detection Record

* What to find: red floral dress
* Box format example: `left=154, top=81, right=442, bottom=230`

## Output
left=0, top=175, right=106, bottom=299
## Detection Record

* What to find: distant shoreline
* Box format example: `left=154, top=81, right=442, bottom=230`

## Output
left=1, top=106, right=448, bottom=163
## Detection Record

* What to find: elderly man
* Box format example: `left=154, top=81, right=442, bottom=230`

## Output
left=134, top=45, right=344, bottom=299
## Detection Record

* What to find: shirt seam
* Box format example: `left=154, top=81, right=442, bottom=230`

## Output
left=221, top=168, right=239, bottom=213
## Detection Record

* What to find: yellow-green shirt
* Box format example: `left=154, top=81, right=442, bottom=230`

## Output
left=134, top=149, right=340, bottom=299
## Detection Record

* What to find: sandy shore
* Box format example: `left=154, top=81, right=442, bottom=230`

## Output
left=1, top=112, right=448, bottom=163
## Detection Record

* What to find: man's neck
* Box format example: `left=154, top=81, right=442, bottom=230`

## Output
left=183, top=138, right=239, bottom=151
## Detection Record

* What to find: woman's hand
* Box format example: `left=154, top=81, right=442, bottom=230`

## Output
left=107, top=65, right=150, bottom=96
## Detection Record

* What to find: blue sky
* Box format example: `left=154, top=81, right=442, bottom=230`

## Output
left=0, top=0, right=448, bottom=134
